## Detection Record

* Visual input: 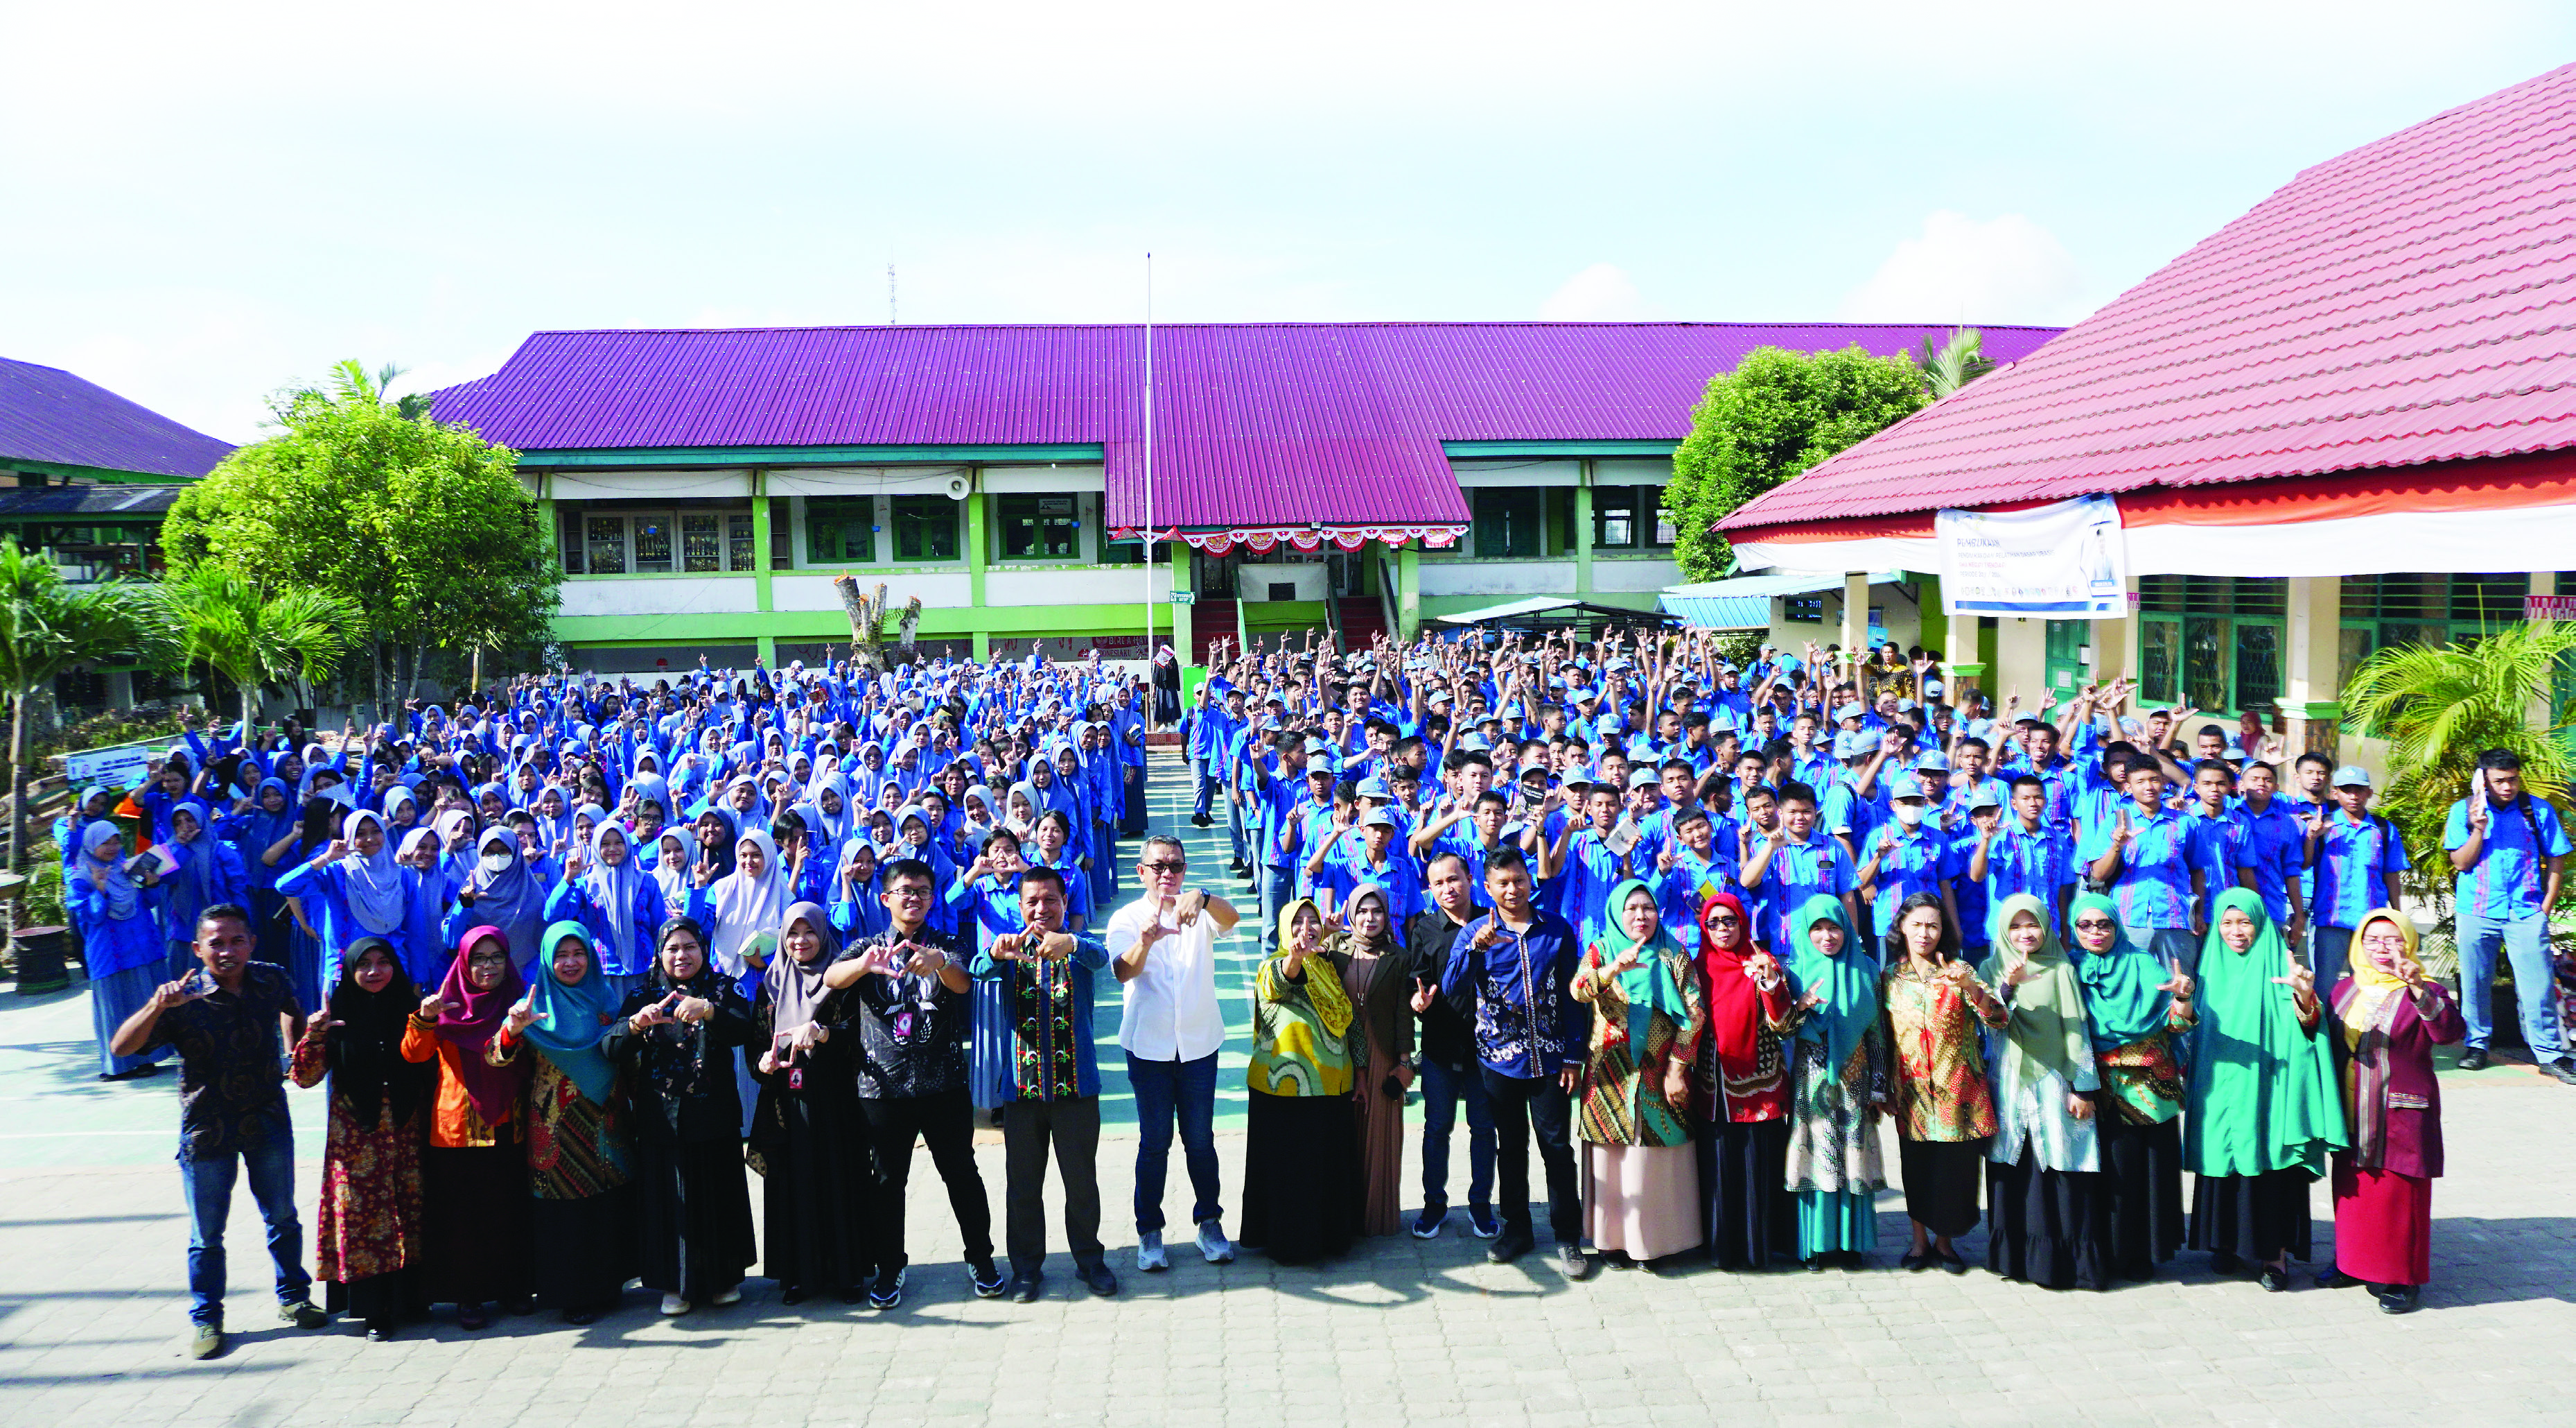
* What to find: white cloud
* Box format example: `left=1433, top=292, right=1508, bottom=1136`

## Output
left=1538, top=264, right=1653, bottom=322
left=1835, top=212, right=2090, bottom=327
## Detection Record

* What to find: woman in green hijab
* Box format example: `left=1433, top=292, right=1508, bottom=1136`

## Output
left=2069, top=890, right=2196, bottom=1282
left=1570, top=880, right=1706, bottom=1272
left=1239, top=899, right=1363, bottom=1264
left=491, top=921, right=635, bottom=1323
left=2184, top=887, right=2347, bottom=1291
left=1979, top=894, right=2110, bottom=1289
left=1780, top=894, right=1889, bottom=1270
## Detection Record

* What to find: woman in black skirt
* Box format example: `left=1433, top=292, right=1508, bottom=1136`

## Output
left=2068, top=892, right=2193, bottom=1280
left=1878, top=894, right=2008, bottom=1273
left=1238, top=899, right=1363, bottom=1264
left=606, top=916, right=761, bottom=1315
left=1978, top=894, right=2112, bottom=1289
left=749, top=901, right=879, bottom=1303
left=1692, top=890, right=1798, bottom=1270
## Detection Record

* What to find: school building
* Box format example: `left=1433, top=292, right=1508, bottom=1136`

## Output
left=1719, top=61, right=2576, bottom=760
left=426, top=322, right=2058, bottom=675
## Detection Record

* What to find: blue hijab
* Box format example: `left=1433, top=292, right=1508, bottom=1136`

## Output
left=525, top=920, right=622, bottom=1112
left=1788, top=893, right=1876, bottom=1073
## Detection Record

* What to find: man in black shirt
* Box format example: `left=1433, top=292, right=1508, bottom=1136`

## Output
left=109, top=903, right=326, bottom=1359
left=1405, top=852, right=1498, bottom=1240
left=823, top=858, right=1001, bottom=1307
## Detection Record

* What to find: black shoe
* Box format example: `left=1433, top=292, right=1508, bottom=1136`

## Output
left=1645, top=1255, right=1688, bottom=1278
left=1410, top=1208, right=1446, bottom=1239
left=1078, top=1262, right=1119, bottom=1297
left=2547, top=1059, right=2576, bottom=1086
left=970, top=1258, right=1008, bottom=1299
left=1487, top=1230, right=1534, bottom=1264
left=2377, top=1285, right=2421, bottom=1314
left=1899, top=1250, right=1931, bottom=1272
left=2259, top=1264, right=2290, bottom=1292
left=2457, top=1048, right=2490, bottom=1071
left=1938, top=1247, right=1970, bottom=1275
left=1006, top=1272, right=1043, bottom=1304
left=1557, top=1245, right=1596, bottom=1280
left=365, top=1320, right=394, bottom=1342
left=1604, top=1248, right=1637, bottom=1271
left=1805, top=1255, right=1830, bottom=1273
left=779, top=1284, right=807, bottom=1305
left=2210, top=1250, right=2244, bottom=1275
left=2315, top=1266, right=2357, bottom=1289
left=868, top=1266, right=906, bottom=1310
left=457, top=1303, right=490, bottom=1330
left=278, top=1299, right=328, bottom=1330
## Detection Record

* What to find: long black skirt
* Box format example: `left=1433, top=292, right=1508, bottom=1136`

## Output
left=634, top=1133, right=759, bottom=1300
left=2189, top=1168, right=2315, bottom=1265
left=1895, top=1137, right=1986, bottom=1239
left=422, top=1144, right=534, bottom=1307
left=2098, top=1113, right=2185, bottom=1277
left=1695, top=1117, right=1795, bottom=1270
left=1238, top=1090, right=1360, bottom=1266
left=1986, top=1150, right=2110, bottom=1289
left=533, top=1186, right=638, bottom=1314
left=325, top=1266, right=424, bottom=1327
left=757, top=1086, right=880, bottom=1298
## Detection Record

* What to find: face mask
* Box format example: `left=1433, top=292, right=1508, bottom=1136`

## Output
left=1893, top=803, right=1925, bottom=828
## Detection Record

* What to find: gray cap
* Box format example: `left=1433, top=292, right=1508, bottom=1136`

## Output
left=1358, top=806, right=1396, bottom=828
left=2331, top=764, right=2373, bottom=789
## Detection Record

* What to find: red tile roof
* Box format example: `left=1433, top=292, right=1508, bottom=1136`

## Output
left=1722, top=62, right=2576, bottom=533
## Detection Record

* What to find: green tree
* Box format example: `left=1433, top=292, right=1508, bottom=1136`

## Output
left=161, top=360, right=557, bottom=715
left=2342, top=620, right=2576, bottom=912
left=155, top=564, right=358, bottom=734
left=1916, top=326, right=1998, bottom=399
left=1664, top=345, right=1929, bottom=582
left=0, top=539, right=177, bottom=872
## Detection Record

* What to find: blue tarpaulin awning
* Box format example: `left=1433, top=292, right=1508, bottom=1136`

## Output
left=1657, top=572, right=1904, bottom=629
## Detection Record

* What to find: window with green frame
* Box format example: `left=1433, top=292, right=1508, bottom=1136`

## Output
left=2334, top=572, right=2532, bottom=692
left=1590, top=485, right=1674, bottom=550
left=997, top=494, right=1079, bottom=559
left=1101, top=498, right=1142, bottom=564
left=805, top=497, right=876, bottom=564
left=891, top=495, right=961, bottom=562
left=1472, top=488, right=1543, bottom=558
left=2136, top=575, right=2284, bottom=713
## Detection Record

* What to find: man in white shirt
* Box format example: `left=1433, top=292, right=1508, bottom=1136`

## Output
left=1106, top=834, right=1243, bottom=1272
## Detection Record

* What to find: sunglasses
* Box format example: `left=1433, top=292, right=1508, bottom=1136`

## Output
left=2072, top=919, right=2115, bottom=932
left=1141, top=860, right=1186, bottom=873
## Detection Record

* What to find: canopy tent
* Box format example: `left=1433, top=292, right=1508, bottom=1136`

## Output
left=1432, top=596, right=1673, bottom=633
left=1657, top=571, right=1904, bottom=628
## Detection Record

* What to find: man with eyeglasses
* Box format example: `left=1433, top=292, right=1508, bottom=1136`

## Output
left=1105, top=835, right=1243, bottom=1271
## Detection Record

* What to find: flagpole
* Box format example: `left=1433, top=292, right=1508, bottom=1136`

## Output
left=1142, top=252, right=1156, bottom=689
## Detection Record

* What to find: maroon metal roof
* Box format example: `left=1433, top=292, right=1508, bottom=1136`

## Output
left=1724, top=62, right=2576, bottom=533
left=430, top=322, right=2060, bottom=530
left=0, top=357, right=235, bottom=480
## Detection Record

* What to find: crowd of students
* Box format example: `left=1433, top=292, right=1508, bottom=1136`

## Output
left=60, top=629, right=2568, bottom=1358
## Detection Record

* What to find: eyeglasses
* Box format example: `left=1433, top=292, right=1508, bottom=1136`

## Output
left=1141, top=860, right=1186, bottom=873
left=1706, top=914, right=1741, bottom=926
left=2072, top=919, right=2114, bottom=932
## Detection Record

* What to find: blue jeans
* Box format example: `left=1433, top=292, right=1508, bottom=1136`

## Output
left=1192, top=766, right=1218, bottom=821
left=1262, top=864, right=1294, bottom=947
left=2312, top=924, right=2354, bottom=996
left=2457, top=912, right=2565, bottom=1059
left=1126, top=1051, right=1224, bottom=1234
left=1417, top=1058, right=1496, bottom=1216
left=1227, top=792, right=1251, bottom=867
left=181, top=1135, right=310, bottom=1326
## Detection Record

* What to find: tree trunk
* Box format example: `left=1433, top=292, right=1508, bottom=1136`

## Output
left=405, top=643, right=429, bottom=705
left=8, top=693, right=26, bottom=874
left=834, top=575, right=888, bottom=679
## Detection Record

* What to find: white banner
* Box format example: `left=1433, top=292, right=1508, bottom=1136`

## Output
left=65, top=739, right=159, bottom=790
left=1938, top=494, right=2128, bottom=618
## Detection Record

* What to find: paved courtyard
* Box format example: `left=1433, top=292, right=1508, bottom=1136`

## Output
left=4, top=754, right=2575, bottom=1427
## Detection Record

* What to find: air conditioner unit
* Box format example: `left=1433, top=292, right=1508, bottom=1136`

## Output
left=1241, top=564, right=1329, bottom=602
left=943, top=473, right=971, bottom=500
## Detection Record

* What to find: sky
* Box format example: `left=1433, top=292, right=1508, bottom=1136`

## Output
left=5, top=1, right=2572, bottom=445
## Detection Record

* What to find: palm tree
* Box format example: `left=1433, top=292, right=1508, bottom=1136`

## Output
left=0, top=538, right=176, bottom=872
left=2341, top=619, right=2576, bottom=905
left=1916, top=327, right=1998, bottom=399
left=155, top=564, right=358, bottom=736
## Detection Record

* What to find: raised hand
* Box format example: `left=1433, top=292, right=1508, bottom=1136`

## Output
left=2270, top=945, right=2316, bottom=1001
left=1410, top=976, right=1437, bottom=1014
left=2112, top=808, right=2133, bottom=846
left=504, top=994, right=538, bottom=1036
left=990, top=932, right=1026, bottom=962
left=417, top=993, right=448, bottom=1020
left=1744, top=951, right=1783, bottom=985
left=2155, top=957, right=2195, bottom=1002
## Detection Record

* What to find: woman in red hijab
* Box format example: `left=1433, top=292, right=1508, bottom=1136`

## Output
left=398, top=925, right=535, bottom=1330
left=1691, top=889, right=1800, bottom=1270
